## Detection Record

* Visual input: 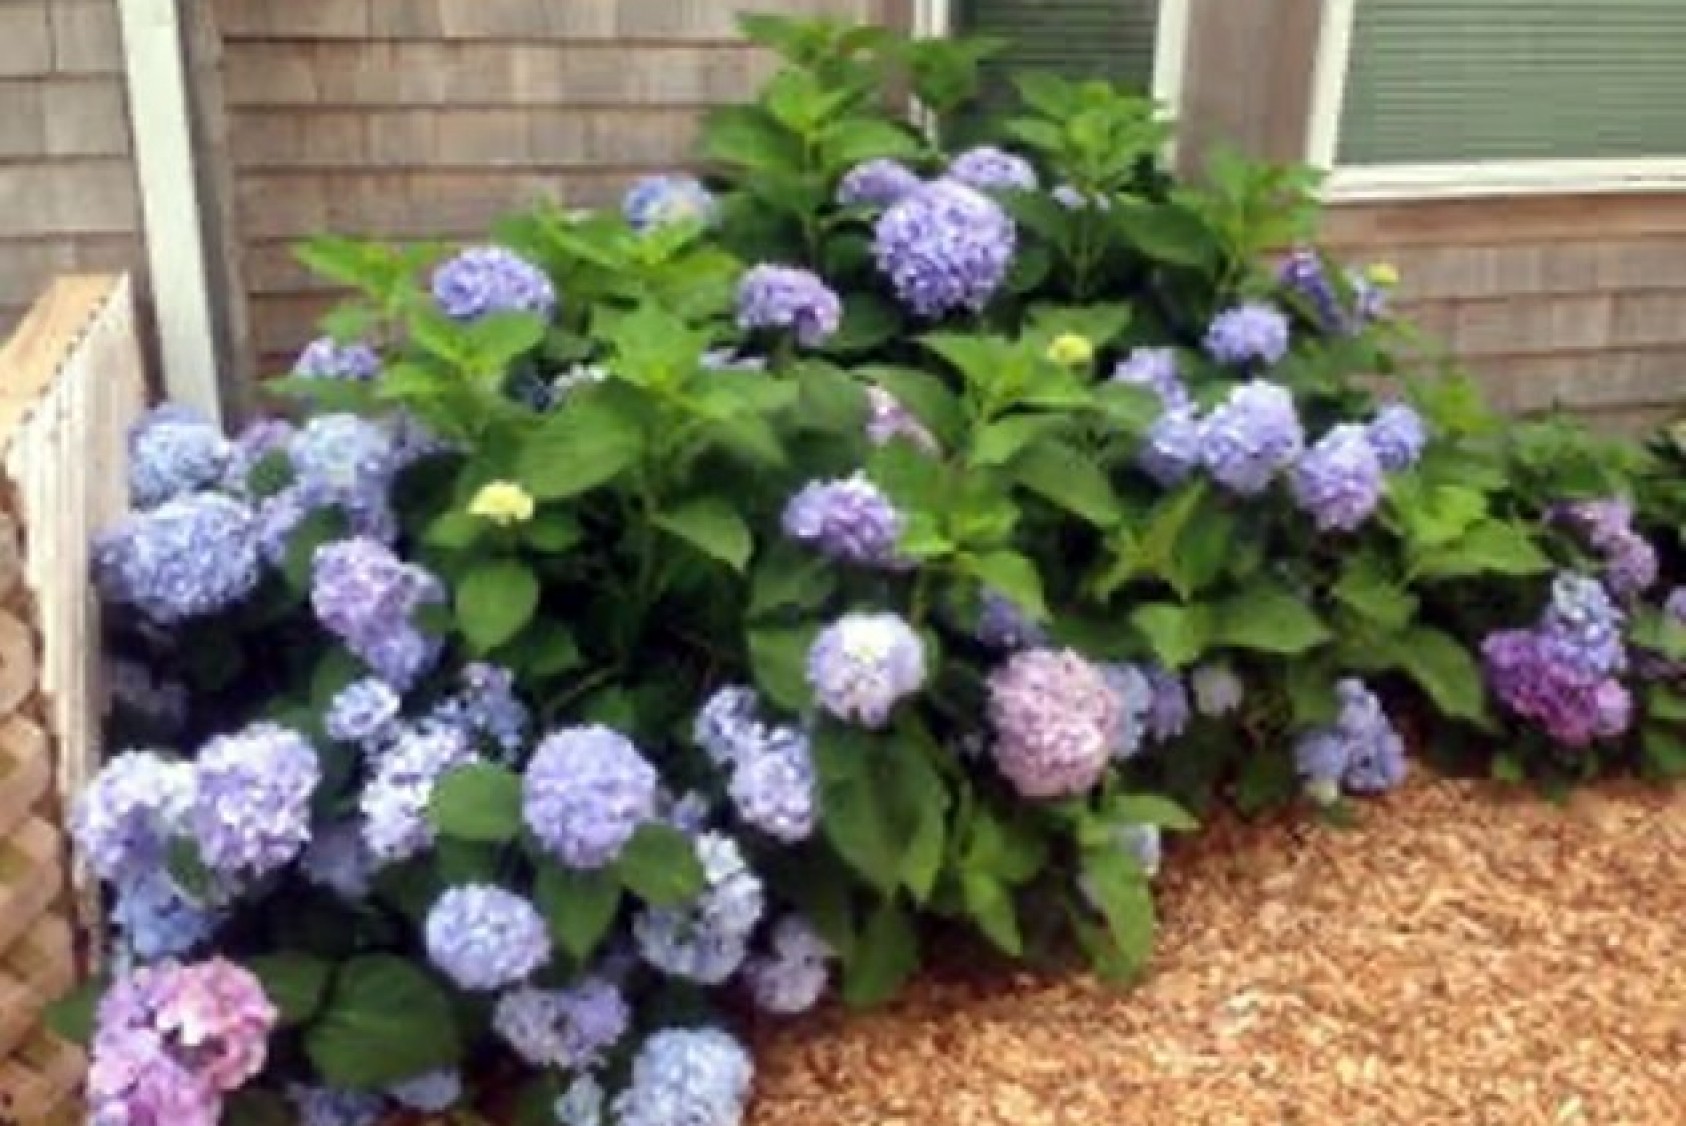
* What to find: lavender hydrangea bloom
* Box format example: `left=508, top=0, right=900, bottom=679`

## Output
left=782, top=474, right=904, bottom=568
left=1365, top=403, right=1428, bottom=472
left=72, top=750, right=196, bottom=882
left=324, top=677, right=400, bottom=745
left=302, top=821, right=375, bottom=900
left=129, top=407, right=231, bottom=510
left=865, top=385, right=939, bottom=453
left=1290, top=423, right=1386, bottom=532
left=727, top=729, right=817, bottom=843
left=89, top=1028, right=218, bottom=1126
left=873, top=179, right=1015, bottom=318
left=1540, top=573, right=1627, bottom=680
left=1191, top=664, right=1244, bottom=717
left=523, top=726, right=658, bottom=869
left=310, top=538, right=445, bottom=691
left=254, top=487, right=310, bottom=568
left=623, top=173, right=718, bottom=232
left=1483, top=629, right=1632, bottom=747
left=288, top=414, right=398, bottom=521
left=1292, top=679, right=1407, bottom=798
left=1278, top=249, right=1345, bottom=332
left=429, top=662, right=530, bottom=759
left=836, top=158, right=922, bottom=208
left=1100, top=663, right=1153, bottom=761
left=743, top=915, right=834, bottom=1015
left=492, top=979, right=630, bottom=1069
left=191, top=722, right=321, bottom=880
left=1559, top=498, right=1659, bottom=599
left=359, top=722, right=475, bottom=863
left=1143, top=666, right=1190, bottom=744
left=989, top=649, right=1123, bottom=799
left=1200, top=380, right=1305, bottom=496
left=634, top=832, right=765, bottom=984
left=1204, top=303, right=1291, bottom=367
left=1667, top=588, right=1686, bottom=623
left=431, top=245, right=555, bottom=321
left=613, top=1028, right=754, bottom=1126
left=292, top=336, right=381, bottom=382
left=219, top=417, right=295, bottom=499
left=95, top=494, right=261, bottom=624
left=806, top=612, right=927, bottom=728
left=946, top=146, right=1040, bottom=192
left=1139, top=406, right=1204, bottom=488
left=555, top=1076, right=606, bottom=1126
left=735, top=264, right=843, bottom=347
left=424, top=885, right=551, bottom=991
left=1111, top=347, right=1190, bottom=412
left=975, top=589, right=1048, bottom=651
left=111, top=870, right=218, bottom=960
left=694, top=686, right=764, bottom=769
left=288, top=1086, right=386, bottom=1126
left=387, top=1071, right=461, bottom=1113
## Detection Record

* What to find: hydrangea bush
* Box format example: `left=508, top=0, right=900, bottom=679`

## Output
left=59, top=15, right=1686, bottom=1126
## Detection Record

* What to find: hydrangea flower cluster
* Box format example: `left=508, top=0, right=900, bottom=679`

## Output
left=623, top=173, right=718, bottom=231
left=806, top=612, right=927, bottom=727
left=310, top=537, right=445, bottom=691
left=634, top=831, right=765, bottom=983
left=613, top=1028, right=754, bottom=1126
left=492, top=978, right=630, bottom=1069
left=430, top=245, right=556, bottom=321
left=523, top=725, right=658, bottom=868
left=693, top=687, right=817, bottom=843
left=424, top=884, right=552, bottom=991
left=743, top=915, right=835, bottom=1014
left=288, top=1085, right=386, bottom=1126
left=836, top=158, right=922, bottom=208
left=287, top=414, right=399, bottom=539
left=430, top=661, right=530, bottom=757
left=1483, top=573, right=1632, bottom=746
left=1558, top=498, right=1659, bottom=599
left=1191, top=664, right=1245, bottom=717
left=359, top=721, right=476, bottom=863
left=735, top=264, right=843, bottom=347
left=1111, top=347, right=1190, bottom=412
left=191, top=722, right=321, bottom=881
left=1365, top=402, right=1428, bottom=472
left=782, top=474, right=905, bottom=568
left=95, top=493, right=261, bottom=624
left=873, top=179, right=1016, bottom=317
left=1200, top=380, right=1306, bottom=495
left=1138, top=406, right=1205, bottom=488
left=1292, top=679, right=1408, bottom=801
left=324, top=677, right=401, bottom=746
left=1278, top=248, right=1391, bottom=337
left=975, top=589, right=1049, bottom=651
left=129, top=406, right=231, bottom=510
left=1205, top=303, right=1291, bottom=367
left=1290, top=423, right=1386, bottom=531
left=292, top=336, right=381, bottom=382
left=988, top=648, right=1123, bottom=798
left=946, top=145, right=1040, bottom=192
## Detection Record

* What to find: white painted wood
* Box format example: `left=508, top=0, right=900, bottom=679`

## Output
left=1306, top=0, right=1356, bottom=170
left=1153, top=0, right=1192, bottom=161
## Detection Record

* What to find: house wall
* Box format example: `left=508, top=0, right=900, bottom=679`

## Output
left=0, top=0, right=139, bottom=340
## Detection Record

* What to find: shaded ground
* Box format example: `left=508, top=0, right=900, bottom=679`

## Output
left=750, top=778, right=1686, bottom=1126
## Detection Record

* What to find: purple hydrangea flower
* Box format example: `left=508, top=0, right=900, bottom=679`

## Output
left=310, top=538, right=445, bottom=691
left=287, top=414, right=398, bottom=533
left=865, top=385, right=940, bottom=453
left=302, top=821, right=375, bottom=900
left=1111, top=347, right=1190, bottom=412
left=1204, top=303, right=1291, bottom=367
left=782, top=474, right=905, bottom=567
left=727, top=728, right=817, bottom=844
left=430, top=662, right=530, bottom=758
left=1200, top=380, right=1305, bottom=495
left=111, top=870, right=218, bottom=961
left=555, top=1076, right=606, bottom=1126
left=191, top=723, right=320, bottom=880
left=1191, top=663, right=1244, bottom=717
left=946, top=146, right=1039, bottom=192
left=1143, top=665, right=1190, bottom=744
left=492, top=978, right=630, bottom=1070
left=1292, top=678, right=1407, bottom=798
left=694, top=686, right=765, bottom=769
left=1559, top=498, right=1659, bottom=599
left=988, top=649, right=1123, bottom=799
left=95, top=494, right=261, bottom=624
left=1483, top=629, right=1631, bottom=748
left=1100, top=663, right=1153, bottom=761
left=1139, top=406, right=1204, bottom=488
left=1278, top=249, right=1345, bottom=332
left=324, top=677, right=401, bottom=745
left=806, top=612, right=927, bottom=727
left=72, top=750, right=196, bottom=882
left=129, top=406, right=231, bottom=510
left=743, top=915, right=834, bottom=1015
left=874, top=180, right=1015, bottom=318
left=975, top=589, right=1048, bottom=651
left=292, top=337, right=381, bottom=382
left=613, top=1028, right=754, bottom=1126
left=634, top=832, right=764, bottom=984
left=623, top=173, right=718, bottom=232
left=1291, top=423, right=1386, bottom=532
left=431, top=245, right=556, bottom=321
left=424, top=884, right=551, bottom=991
left=836, top=158, right=922, bottom=208
left=1540, top=573, right=1627, bottom=680
left=523, top=725, right=659, bottom=869
left=359, top=721, right=476, bottom=863
left=1365, top=402, right=1428, bottom=472
left=89, top=1028, right=219, bottom=1126
left=254, top=487, right=311, bottom=568
left=735, top=264, right=843, bottom=347
left=387, top=1071, right=461, bottom=1114
left=287, top=1086, right=386, bottom=1126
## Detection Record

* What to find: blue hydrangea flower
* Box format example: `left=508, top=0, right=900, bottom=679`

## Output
left=292, top=336, right=381, bottom=382
left=310, top=538, right=445, bottom=691
left=386, top=1070, right=460, bottom=1114
left=71, top=750, right=196, bottom=882
left=975, top=589, right=1048, bottom=651
left=1278, top=249, right=1345, bottom=332
left=727, top=728, right=817, bottom=844
left=743, top=915, right=834, bottom=1015
left=1204, top=303, right=1291, bottom=367
left=836, top=158, right=922, bottom=208
left=623, top=173, right=718, bottom=232
left=873, top=180, right=1015, bottom=318
left=1365, top=402, right=1428, bottom=472
left=429, top=662, right=529, bottom=758
left=1101, top=663, right=1153, bottom=761
left=1191, top=664, right=1244, bottom=717
left=302, top=821, right=375, bottom=900
left=221, top=417, right=295, bottom=497
left=1139, top=406, right=1204, bottom=488
left=634, top=832, right=764, bottom=984
left=110, top=869, right=217, bottom=960
left=190, top=722, right=321, bottom=880
left=614, top=1028, right=754, bottom=1126
left=555, top=1076, right=606, bottom=1126
left=522, top=726, right=658, bottom=869
left=1200, top=380, right=1305, bottom=495
left=1540, top=573, right=1627, bottom=680
left=254, top=486, right=310, bottom=568
left=694, top=686, right=764, bottom=769
left=1290, top=423, right=1386, bottom=532
left=288, top=1085, right=386, bottom=1126
left=1143, top=666, right=1190, bottom=744
left=1111, top=347, right=1190, bottom=412
left=806, top=612, right=927, bottom=728
left=989, top=649, right=1123, bottom=798
left=287, top=414, right=398, bottom=536
left=424, top=884, right=551, bottom=991
left=128, top=406, right=230, bottom=510
left=491, top=978, right=629, bottom=1069
left=94, top=493, right=261, bottom=624
left=946, top=146, right=1040, bottom=192
left=1293, top=678, right=1406, bottom=801
left=431, top=245, right=556, bottom=321
left=782, top=474, right=905, bottom=568
left=359, top=721, right=476, bottom=864
left=735, top=264, right=843, bottom=347
left=324, top=677, right=401, bottom=746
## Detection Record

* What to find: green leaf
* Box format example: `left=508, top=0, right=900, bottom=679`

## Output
left=43, top=976, right=106, bottom=1046
left=1012, top=440, right=1122, bottom=527
left=518, top=388, right=645, bottom=499
left=1107, top=794, right=1199, bottom=832
left=654, top=497, right=753, bottom=572
left=1111, top=199, right=1215, bottom=268
left=614, top=822, right=706, bottom=907
left=842, top=900, right=919, bottom=1008
left=748, top=624, right=818, bottom=712
left=1167, top=505, right=1236, bottom=599
left=462, top=311, right=546, bottom=373
left=1388, top=627, right=1489, bottom=725
left=524, top=509, right=584, bottom=553
left=961, top=804, right=1048, bottom=884
left=1391, top=482, right=1487, bottom=550
left=223, top=1091, right=294, bottom=1126
left=698, top=105, right=804, bottom=172
left=972, top=414, right=1064, bottom=467
left=1130, top=602, right=1212, bottom=669
left=424, top=511, right=483, bottom=550
left=748, top=543, right=836, bottom=619
left=858, top=365, right=963, bottom=447
left=1632, top=608, right=1686, bottom=661
left=305, top=955, right=461, bottom=1088
left=812, top=724, right=948, bottom=896
left=428, top=763, right=522, bottom=843
left=792, top=360, right=869, bottom=433
left=456, top=559, right=540, bottom=654
left=1641, top=723, right=1686, bottom=780
left=281, top=508, right=350, bottom=593
left=1079, top=846, right=1156, bottom=976
left=1211, top=582, right=1329, bottom=655
left=245, top=953, right=333, bottom=1028
left=1411, top=520, right=1552, bottom=581
left=518, top=627, right=584, bottom=678
left=962, top=873, right=1023, bottom=956
left=533, top=863, right=622, bottom=961
left=964, top=551, right=1049, bottom=622
left=819, top=117, right=923, bottom=169
left=1334, top=554, right=1419, bottom=630
left=821, top=295, right=901, bottom=356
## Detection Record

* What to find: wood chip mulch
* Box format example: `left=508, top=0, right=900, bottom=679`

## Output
left=749, top=777, right=1686, bottom=1126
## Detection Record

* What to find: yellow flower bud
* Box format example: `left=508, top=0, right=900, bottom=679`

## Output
left=468, top=481, right=536, bottom=527
left=1365, top=261, right=1400, bottom=288
left=1046, top=333, right=1095, bottom=367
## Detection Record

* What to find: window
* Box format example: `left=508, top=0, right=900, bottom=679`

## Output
left=1311, top=0, right=1686, bottom=199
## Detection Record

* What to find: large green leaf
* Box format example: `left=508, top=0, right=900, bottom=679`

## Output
left=614, top=822, right=706, bottom=907
left=1411, top=519, right=1552, bottom=581
left=1130, top=602, right=1212, bottom=669
left=534, top=863, right=622, bottom=961
left=456, top=559, right=539, bottom=654
left=1012, top=440, right=1122, bottom=527
left=964, top=551, right=1049, bottom=622
left=428, top=763, right=523, bottom=843
left=245, top=953, right=333, bottom=1028
left=1079, top=845, right=1156, bottom=976
left=1387, top=627, right=1490, bottom=726
left=305, top=956, right=461, bottom=1088
left=1212, top=582, right=1329, bottom=655
left=518, top=390, right=646, bottom=499
left=961, top=873, right=1023, bottom=956
left=748, top=624, right=819, bottom=712
left=655, top=497, right=753, bottom=572
left=812, top=724, right=949, bottom=896
left=842, top=900, right=919, bottom=1008
left=1334, top=553, right=1418, bottom=629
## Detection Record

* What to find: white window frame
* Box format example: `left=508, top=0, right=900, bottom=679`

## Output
left=1308, top=0, right=1686, bottom=202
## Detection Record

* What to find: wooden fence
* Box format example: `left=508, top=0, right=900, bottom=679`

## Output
left=0, top=274, right=147, bottom=1124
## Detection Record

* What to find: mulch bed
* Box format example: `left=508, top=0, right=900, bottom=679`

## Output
left=749, top=776, right=1686, bottom=1125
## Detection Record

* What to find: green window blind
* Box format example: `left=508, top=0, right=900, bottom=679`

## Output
left=958, top=0, right=1161, bottom=99
left=1339, top=0, right=1686, bottom=165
